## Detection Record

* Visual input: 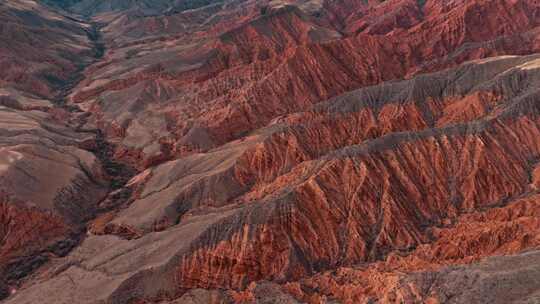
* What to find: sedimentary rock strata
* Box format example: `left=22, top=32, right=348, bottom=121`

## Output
left=2, top=0, right=540, bottom=303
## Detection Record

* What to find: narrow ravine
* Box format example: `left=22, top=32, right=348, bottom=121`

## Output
left=60, top=17, right=138, bottom=225
left=79, top=21, right=137, bottom=187
left=51, top=13, right=137, bottom=192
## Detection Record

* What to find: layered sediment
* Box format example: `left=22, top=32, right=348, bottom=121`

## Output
left=2, top=0, right=540, bottom=303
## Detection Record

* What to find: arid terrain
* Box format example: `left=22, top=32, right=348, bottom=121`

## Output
left=1, top=0, right=540, bottom=303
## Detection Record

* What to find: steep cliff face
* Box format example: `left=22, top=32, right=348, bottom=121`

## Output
left=3, top=0, right=540, bottom=303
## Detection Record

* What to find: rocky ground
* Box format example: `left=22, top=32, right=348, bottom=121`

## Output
left=1, top=0, right=540, bottom=303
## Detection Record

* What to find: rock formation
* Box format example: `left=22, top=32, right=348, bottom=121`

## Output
left=2, top=0, right=540, bottom=303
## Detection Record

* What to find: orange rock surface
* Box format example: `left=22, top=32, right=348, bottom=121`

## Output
left=2, top=0, right=540, bottom=303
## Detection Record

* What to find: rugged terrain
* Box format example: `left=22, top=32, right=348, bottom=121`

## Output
left=1, top=0, right=540, bottom=303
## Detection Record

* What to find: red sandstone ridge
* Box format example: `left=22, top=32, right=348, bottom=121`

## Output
left=8, top=52, right=540, bottom=303
left=2, top=0, right=540, bottom=303
left=65, top=0, right=540, bottom=169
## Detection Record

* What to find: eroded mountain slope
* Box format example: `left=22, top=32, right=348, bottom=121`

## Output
left=7, top=53, right=540, bottom=303
left=68, top=0, right=540, bottom=169
left=2, top=0, right=540, bottom=303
